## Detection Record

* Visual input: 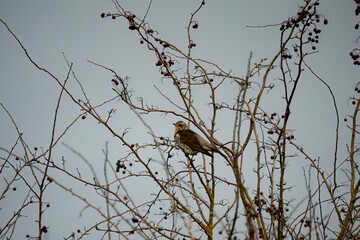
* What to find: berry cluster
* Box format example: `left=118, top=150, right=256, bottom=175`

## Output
left=350, top=51, right=360, bottom=65
left=131, top=217, right=139, bottom=223
left=126, top=13, right=137, bottom=30
left=189, top=42, right=197, bottom=49
left=356, top=0, right=360, bottom=15
left=116, top=160, right=128, bottom=173
left=155, top=52, right=176, bottom=77
left=41, top=226, right=48, bottom=233
left=262, top=113, right=295, bottom=140
left=111, top=78, right=119, bottom=86
left=279, top=1, right=327, bottom=32
left=350, top=0, right=360, bottom=65
left=279, top=1, right=327, bottom=55
left=100, top=11, right=137, bottom=30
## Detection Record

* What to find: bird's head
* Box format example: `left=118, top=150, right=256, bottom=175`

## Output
left=173, top=121, right=188, bottom=132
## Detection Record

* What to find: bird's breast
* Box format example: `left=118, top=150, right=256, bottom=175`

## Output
left=174, top=133, right=181, bottom=143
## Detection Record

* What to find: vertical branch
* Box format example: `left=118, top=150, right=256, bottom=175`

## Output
left=338, top=97, right=360, bottom=239
left=38, top=63, right=72, bottom=239
left=102, top=142, right=112, bottom=240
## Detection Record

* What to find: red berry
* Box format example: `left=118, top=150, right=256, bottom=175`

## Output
left=26, top=235, right=30, bottom=238
left=355, top=24, right=359, bottom=30
left=77, top=229, right=81, bottom=233
left=129, top=25, right=137, bottom=30
left=324, top=19, right=328, bottom=25
left=140, top=40, right=144, bottom=44
left=344, top=118, right=347, bottom=122
left=218, top=230, right=223, bottom=235
left=353, top=100, right=356, bottom=105
left=130, top=144, right=135, bottom=148
left=155, top=171, right=158, bottom=175
left=312, top=46, right=316, bottom=50
left=192, top=23, right=198, bottom=29
left=101, top=13, right=105, bottom=18
left=15, top=157, right=20, bottom=160
left=124, top=196, right=128, bottom=200
left=112, top=15, right=116, bottom=19
left=34, top=147, right=38, bottom=151
left=46, top=203, right=50, bottom=207
left=155, top=60, right=162, bottom=66
left=81, top=115, right=86, bottom=120
left=13, top=187, right=17, bottom=191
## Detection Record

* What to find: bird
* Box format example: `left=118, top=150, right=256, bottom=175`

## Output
left=173, top=121, right=219, bottom=157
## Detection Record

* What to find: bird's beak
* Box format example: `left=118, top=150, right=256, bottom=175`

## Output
left=173, top=123, right=176, bottom=126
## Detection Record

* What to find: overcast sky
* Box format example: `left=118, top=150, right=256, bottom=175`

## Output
left=1, top=0, right=359, bottom=239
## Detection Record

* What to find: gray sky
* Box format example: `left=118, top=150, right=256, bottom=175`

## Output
left=1, top=0, right=359, bottom=239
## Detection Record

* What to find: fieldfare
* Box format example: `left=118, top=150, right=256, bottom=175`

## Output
left=173, top=121, right=218, bottom=157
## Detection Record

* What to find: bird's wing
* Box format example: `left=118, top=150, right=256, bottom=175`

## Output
left=179, top=129, right=213, bottom=156
left=178, top=130, right=202, bottom=149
